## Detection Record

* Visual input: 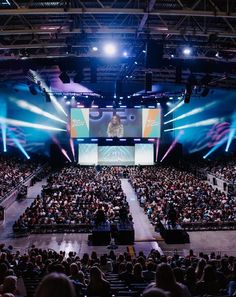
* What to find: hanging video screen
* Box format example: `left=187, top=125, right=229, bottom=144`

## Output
left=71, top=108, right=161, bottom=138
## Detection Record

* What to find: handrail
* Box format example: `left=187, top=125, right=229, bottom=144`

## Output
left=207, top=171, right=236, bottom=185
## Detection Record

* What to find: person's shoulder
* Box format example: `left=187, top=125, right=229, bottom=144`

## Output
left=143, top=285, right=170, bottom=297
left=177, top=282, right=191, bottom=297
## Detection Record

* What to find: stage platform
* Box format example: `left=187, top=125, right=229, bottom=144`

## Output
left=159, top=221, right=190, bottom=244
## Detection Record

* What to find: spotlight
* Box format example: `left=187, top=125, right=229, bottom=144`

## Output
left=134, top=61, right=138, bottom=65
left=183, top=47, right=192, bottom=56
left=13, top=99, right=66, bottom=124
left=184, top=92, right=191, bottom=104
left=164, top=102, right=217, bottom=125
left=66, top=100, right=71, bottom=105
left=44, top=91, right=51, bottom=103
left=203, top=136, right=228, bottom=159
left=1, top=123, right=7, bottom=153
left=123, top=51, right=128, bottom=57
left=103, top=43, right=117, bottom=56
left=29, top=69, right=67, bottom=117
left=184, top=84, right=193, bottom=103
left=29, top=84, right=38, bottom=96
left=225, top=128, right=235, bottom=152
left=164, top=100, right=184, bottom=117
left=74, top=71, right=84, bottom=83
left=92, top=46, right=98, bottom=51
left=59, top=71, right=70, bottom=84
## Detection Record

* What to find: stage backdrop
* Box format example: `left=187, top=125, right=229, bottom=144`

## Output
left=71, top=108, right=161, bottom=138
left=78, top=144, right=154, bottom=165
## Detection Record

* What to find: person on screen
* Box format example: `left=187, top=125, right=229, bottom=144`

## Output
left=107, top=115, right=124, bottom=137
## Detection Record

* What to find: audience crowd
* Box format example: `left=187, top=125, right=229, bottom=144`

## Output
left=0, top=155, right=39, bottom=202
left=128, top=166, right=236, bottom=228
left=14, top=167, right=132, bottom=232
left=207, top=159, right=236, bottom=184
left=0, top=244, right=236, bottom=297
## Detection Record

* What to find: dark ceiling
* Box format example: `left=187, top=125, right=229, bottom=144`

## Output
left=0, top=0, right=236, bottom=90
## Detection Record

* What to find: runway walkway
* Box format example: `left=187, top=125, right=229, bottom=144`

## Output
left=121, top=179, right=157, bottom=242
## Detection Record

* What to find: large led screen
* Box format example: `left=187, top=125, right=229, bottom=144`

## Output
left=98, top=146, right=135, bottom=165
left=78, top=144, right=154, bottom=166
left=78, top=143, right=98, bottom=165
left=71, top=108, right=161, bottom=138
left=135, top=143, right=154, bottom=165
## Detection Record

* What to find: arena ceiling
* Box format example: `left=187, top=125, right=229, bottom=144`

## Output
left=0, top=0, right=236, bottom=90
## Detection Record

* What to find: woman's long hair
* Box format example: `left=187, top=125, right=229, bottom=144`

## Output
left=155, top=263, right=182, bottom=297
left=35, top=273, right=76, bottom=297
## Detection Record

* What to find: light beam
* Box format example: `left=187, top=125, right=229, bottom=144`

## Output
left=70, top=138, right=76, bottom=162
left=0, top=117, right=66, bottom=132
left=12, top=98, right=67, bottom=124
left=8, top=130, right=30, bottom=159
left=164, top=102, right=217, bottom=125
left=164, top=118, right=220, bottom=132
left=203, top=135, right=228, bottom=159
left=160, top=130, right=184, bottom=162
left=155, top=138, right=160, bottom=162
left=1, top=123, right=7, bottom=152
left=29, top=70, right=68, bottom=117
left=164, top=100, right=184, bottom=117
left=225, top=128, right=235, bottom=152
left=61, top=148, right=72, bottom=162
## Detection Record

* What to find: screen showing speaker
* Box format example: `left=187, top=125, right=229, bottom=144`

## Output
left=71, top=108, right=161, bottom=138
left=78, top=144, right=154, bottom=165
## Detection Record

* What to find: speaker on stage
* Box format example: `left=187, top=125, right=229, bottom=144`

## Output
left=145, top=72, right=153, bottom=92
left=146, top=40, right=164, bottom=69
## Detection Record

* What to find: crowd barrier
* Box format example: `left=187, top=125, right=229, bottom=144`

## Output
left=0, top=163, right=47, bottom=209
left=207, top=172, right=236, bottom=194
left=182, top=221, right=236, bottom=231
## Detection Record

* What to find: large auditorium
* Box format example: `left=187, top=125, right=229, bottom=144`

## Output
left=0, top=1, right=236, bottom=296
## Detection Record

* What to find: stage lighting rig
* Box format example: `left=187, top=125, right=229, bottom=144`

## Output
left=59, top=71, right=70, bottom=84
left=103, top=43, right=117, bottom=56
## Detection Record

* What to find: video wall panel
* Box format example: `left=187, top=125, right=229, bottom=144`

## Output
left=78, top=143, right=154, bottom=165
left=71, top=108, right=161, bottom=138
left=98, top=146, right=135, bottom=166
left=78, top=143, right=98, bottom=165
left=135, top=143, right=154, bottom=165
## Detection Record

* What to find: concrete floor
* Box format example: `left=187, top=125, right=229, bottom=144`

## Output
left=1, top=178, right=236, bottom=257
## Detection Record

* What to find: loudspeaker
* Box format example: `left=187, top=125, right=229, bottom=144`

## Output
left=116, top=80, right=122, bottom=97
left=29, top=84, right=38, bottom=95
left=145, top=72, right=152, bottom=92
left=146, top=40, right=163, bottom=68
left=175, top=64, right=182, bottom=83
left=90, top=60, right=97, bottom=83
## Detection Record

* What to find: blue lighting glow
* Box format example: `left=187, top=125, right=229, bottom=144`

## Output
left=203, top=136, right=228, bottom=159
left=225, top=128, right=235, bottom=152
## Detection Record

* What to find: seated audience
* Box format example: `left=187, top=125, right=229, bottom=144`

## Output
left=87, top=266, right=110, bottom=297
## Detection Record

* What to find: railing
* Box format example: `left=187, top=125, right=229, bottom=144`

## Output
left=0, top=163, right=48, bottom=208
left=181, top=221, right=236, bottom=231
left=164, top=249, right=236, bottom=257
